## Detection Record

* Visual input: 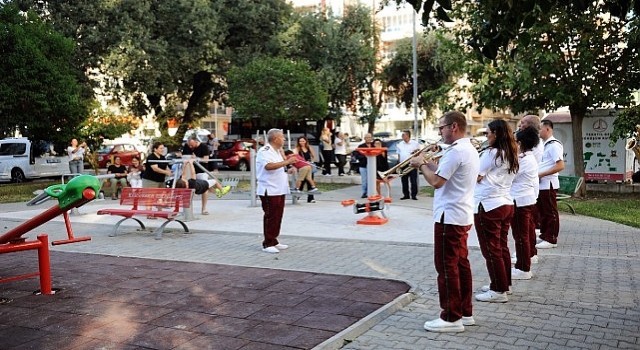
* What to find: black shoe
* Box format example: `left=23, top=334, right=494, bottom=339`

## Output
left=361, top=194, right=368, bottom=198
left=412, top=197, right=418, bottom=200
left=400, top=196, right=410, bottom=200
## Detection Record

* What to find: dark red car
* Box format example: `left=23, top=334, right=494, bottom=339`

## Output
left=97, top=144, right=142, bottom=168
left=217, top=139, right=257, bottom=171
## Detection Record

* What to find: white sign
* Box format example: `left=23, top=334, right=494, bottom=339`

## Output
left=582, top=111, right=626, bottom=181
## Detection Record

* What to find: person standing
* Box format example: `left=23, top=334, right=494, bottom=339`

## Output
left=320, top=127, right=333, bottom=176
left=397, top=130, right=422, bottom=200
left=510, top=127, right=540, bottom=280
left=294, top=136, right=317, bottom=203
left=67, top=138, right=86, bottom=174
left=334, top=131, right=348, bottom=176
left=207, top=133, right=220, bottom=171
left=474, top=120, right=519, bottom=303
left=409, top=111, right=479, bottom=333
left=107, top=156, right=128, bottom=199
left=536, top=120, right=565, bottom=249
left=256, top=129, right=297, bottom=253
left=181, top=136, right=212, bottom=214
left=142, top=142, right=172, bottom=188
left=356, top=134, right=374, bottom=198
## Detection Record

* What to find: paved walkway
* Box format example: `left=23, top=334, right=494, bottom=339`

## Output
left=1, top=178, right=639, bottom=349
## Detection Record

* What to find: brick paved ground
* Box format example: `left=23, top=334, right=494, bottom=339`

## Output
left=0, top=189, right=638, bottom=349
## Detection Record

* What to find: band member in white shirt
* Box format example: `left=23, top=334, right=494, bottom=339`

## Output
left=536, top=120, right=565, bottom=249
left=397, top=130, right=422, bottom=200
left=474, top=120, right=519, bottom=303
left=256, top=129, right=297, bottom=254
left=510, top=127, right=540, bottom=280
left=410, top=111, right=479, bottom=333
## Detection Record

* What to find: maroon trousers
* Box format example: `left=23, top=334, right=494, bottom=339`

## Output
left=511, top=204, right=534, bottom=272
left=434, top=221, right=473, bottom=322
left=537, top=186, right=559, bottom=244
left=260, top=194, right=285, bottom=248
left=475, top=204, right=514, bottom=293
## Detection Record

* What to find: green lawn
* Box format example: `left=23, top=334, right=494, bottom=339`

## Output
left=560, top=192, right=640, bottom=228
left=0, top=181, right=58, bottom=203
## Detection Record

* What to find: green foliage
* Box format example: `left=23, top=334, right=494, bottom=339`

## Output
left=382, top=30, right=461, bottom=118
left=282, top=4, right=378, bottom=124
left=0, top=3, right=90, bottom=143
left=79, top=106, right=141, bottom=150
left=227, top=57, right=327, bottom=125
left=611, top=105, right=640, bottom=143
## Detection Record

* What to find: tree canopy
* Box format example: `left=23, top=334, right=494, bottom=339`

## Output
left=227, top=57, right=327, bottom=126
left=453, top=0, right=639, bottom=190
left=0, top=3, right=90, bottom=144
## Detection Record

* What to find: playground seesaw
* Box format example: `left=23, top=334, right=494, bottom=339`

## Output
left=0, top=175, right=101, bottom=295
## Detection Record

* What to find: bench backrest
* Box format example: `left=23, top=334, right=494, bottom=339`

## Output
left=558, top=176, right=583, bottom=196
left=119, top=187, right=193, bottom=211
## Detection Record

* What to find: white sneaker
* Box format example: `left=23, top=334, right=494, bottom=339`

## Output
left=423, top=318, right=464, bottom=333
left=511, top=268, right=533, bottom=280
left=511, top=252, right=517, bottom=265
left=262, top=246, right=280, bottom=254
left=481, top=285, right=512, bottom=295
left=535, top=228, right=541, bottom=237
left=274, top=243, right=289, bottom=250
left=536, top=240, right=557, bottom=249
left=475, top=290, right=508, bottom=303
left=461, top=316, right=476, bottom=326
left=530, top=255, right=539, bottom=264
left=308, top=187, right=319, bottom=193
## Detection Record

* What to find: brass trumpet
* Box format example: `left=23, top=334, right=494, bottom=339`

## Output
left=378, top=143, right=444, bottom=180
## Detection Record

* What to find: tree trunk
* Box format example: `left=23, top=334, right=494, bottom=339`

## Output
left=569, top=104, right=587, bottom=197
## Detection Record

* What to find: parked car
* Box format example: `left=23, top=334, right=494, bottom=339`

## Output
left=217, top=139, right=257, bottom=171
left=97, top=143, right=142, bottom=168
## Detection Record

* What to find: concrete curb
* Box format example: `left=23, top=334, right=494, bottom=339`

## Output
left=312, top=291, right=416, bottom=350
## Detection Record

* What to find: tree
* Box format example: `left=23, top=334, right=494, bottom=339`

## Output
left=389, top=0, right=640, bottom=60
left=0, top=3, right=90, bottom=144
left=282, top=4, right=378, bottom=131
left=227, top=57, right=327, bottom=126
left=22, top=0, right=293, bottom=140
left=455, top=1, right=639, bottom=194
left=383, top=30, right=461, bottom=119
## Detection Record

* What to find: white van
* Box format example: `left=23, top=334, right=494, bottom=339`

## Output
left=0, top=138, right=69, bottom=182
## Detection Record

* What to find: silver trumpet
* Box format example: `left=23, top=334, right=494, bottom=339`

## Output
left=378, top=142, right=445, bottom=180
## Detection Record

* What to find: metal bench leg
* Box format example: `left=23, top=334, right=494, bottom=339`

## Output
left=153, top=219, right=190, bottom=240
left=558, top=201, right=576, bottom=215
left=109, top=217, right=146, bottom=237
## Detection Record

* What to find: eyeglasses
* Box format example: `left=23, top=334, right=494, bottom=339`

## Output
left=438, top=123, right=453, bottom=132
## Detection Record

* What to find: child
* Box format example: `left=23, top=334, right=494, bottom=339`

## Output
left=284, top=150, right=319, bottom=193
left=175, top=160, right=231, bottom=215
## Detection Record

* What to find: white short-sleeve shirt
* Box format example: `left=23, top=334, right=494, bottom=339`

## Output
left=539, top=137, right=563, bottom=190
left=474, top=148, right=516, bottom=213
left=510, top=151, right=539, bottom=207
left=433, top=138, right=480, bottom=225
left=256, top=144, right=290, bottom=196
left=396, top=139, right=421, bottom=162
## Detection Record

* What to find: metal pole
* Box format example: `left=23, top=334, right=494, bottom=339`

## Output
left=412, top=9, right=419, bottom=140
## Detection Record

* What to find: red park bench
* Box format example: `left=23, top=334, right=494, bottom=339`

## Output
left=97, top=187, right=193, bottom=239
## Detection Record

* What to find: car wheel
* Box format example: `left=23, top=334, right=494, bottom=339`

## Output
left=236, top=160, right=249, bottom=172
left=11, top=168, right=25, bottom=183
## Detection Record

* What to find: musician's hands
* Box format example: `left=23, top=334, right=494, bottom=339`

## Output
left=409, top=156, right=424, bottom=169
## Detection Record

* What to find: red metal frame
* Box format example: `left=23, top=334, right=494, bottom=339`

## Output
left=0, top=235, right=52, bottom=295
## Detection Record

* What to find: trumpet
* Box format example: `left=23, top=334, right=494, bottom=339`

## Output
left=378, top=143, right=444, bottom=180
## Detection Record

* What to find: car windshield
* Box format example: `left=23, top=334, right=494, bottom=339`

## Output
left=218, top=142, right=235, bottom=151
left=97, top=146, right=112, bottom=153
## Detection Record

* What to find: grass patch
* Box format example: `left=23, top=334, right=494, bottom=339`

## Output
left=561, top=192, right=640, bottom=228
left=0, top=181, right=58, bottom=203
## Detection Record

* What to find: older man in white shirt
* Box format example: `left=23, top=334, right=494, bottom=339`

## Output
left=397, top=130, right=422, bottom=200
left=256, top=129, right=297, bottom=254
